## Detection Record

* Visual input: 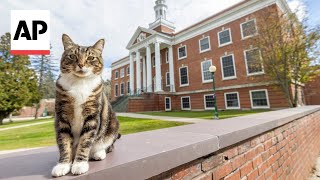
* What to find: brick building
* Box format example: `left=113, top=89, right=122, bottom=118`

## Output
left=110, top=0, right=294, bottom=112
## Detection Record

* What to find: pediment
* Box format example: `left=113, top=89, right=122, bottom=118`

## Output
left=126, top=27, right=157, bottom=49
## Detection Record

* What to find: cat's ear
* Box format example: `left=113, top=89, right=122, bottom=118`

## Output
left=92, top=39, right=105, bottom=53
left=62, top=34, right=75, bottom=50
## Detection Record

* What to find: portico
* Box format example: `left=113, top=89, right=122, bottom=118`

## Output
left=127, top=28, right=175, bottom=95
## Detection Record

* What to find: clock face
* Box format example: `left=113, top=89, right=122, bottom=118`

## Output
left=137, top=33, right=147, bottom=42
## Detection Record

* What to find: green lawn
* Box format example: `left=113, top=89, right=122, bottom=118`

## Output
left=0, top=117, right=188, bottom=150
left=140, top=110, right=270, bottom=119
left=0, top=118, right=53, bottom=129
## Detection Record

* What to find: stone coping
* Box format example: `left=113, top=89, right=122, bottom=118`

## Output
left=0, top=106, right=319, bottom=180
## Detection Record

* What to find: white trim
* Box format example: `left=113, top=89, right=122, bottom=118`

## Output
left=244, top=48, right=265, bottom=76
left=114, top=83, right=119, bottom=97
left=120, top=82, right=124, bottom=96
left=224, top=92, right=241, bottom=109
left=181, top=96, right=191, bottom=110
left=178, top=45, right=187, bottom=60
left=220, top=54, right=237, bottom=80
left=114, top=71, right=119, bottom=80
left=120, top=68, right=125, bottom=78
left=179, top=66, right=189, bottom=87
left=249, top=89, right=270, bottom=109
left=201, top=60, right=213, bottom=83
left=218, top=28, right=233, bottom=47
left=166, top=72, right=170, bottom=87
left=199, top=36, right=211, bottom=53
left=165, top=97, right=171, bottom=111
left=240, top=19, right=258, bottom=40
left=204, top=94, right=215, bottom=110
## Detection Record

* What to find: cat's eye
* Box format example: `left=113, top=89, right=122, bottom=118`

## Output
left=69, top=54, right=77, bottom=59
left=87, top=56, right=95, bottom=61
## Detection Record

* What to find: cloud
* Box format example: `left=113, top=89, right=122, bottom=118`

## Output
left=288, top=0, right=308, bottom=21
left=102, top=67, right=112, bottom=81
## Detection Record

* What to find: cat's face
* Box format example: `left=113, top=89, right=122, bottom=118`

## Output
left=60, top=34, right=105, bottom=78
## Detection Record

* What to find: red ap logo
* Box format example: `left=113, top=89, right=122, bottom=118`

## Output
left=11, top=10, right=50, bottom=55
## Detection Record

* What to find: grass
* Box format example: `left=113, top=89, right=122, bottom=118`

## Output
left=0, top=118, right=53, bottom=129
left=140, top=110, right=270, bottom=119
left=0, top=116, right=188, bottom=151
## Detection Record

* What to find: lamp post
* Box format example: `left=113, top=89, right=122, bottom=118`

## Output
left=209, top=65, right=219, bottom=120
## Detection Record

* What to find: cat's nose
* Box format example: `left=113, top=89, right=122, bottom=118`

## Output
left=78, top=64, right=84, bottom=68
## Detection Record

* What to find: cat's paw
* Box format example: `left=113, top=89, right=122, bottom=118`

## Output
left=92, top=150, right=106, bottom=161
left=51, top=163, right=71, bottom=177
left=71, top=161, right=89, bottom=175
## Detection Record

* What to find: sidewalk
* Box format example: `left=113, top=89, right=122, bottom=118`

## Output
left=0, top=120, right=53, bottom=132
left=116, top=112, right=211, bottom=123
left=2, top=116, right=53, bottom=123
left=310, top=155, right=320, bottom=180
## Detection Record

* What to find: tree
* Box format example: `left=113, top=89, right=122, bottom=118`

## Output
left=248, top=7, right=320, bottom=107
left=30, top=46, right=59, bottom=119
left=0, top=33, right=41, bottom=125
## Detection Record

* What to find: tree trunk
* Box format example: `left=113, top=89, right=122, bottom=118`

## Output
left=34, top=103, right=40, bottom=120
left=0, top=113, right=8, bottom=125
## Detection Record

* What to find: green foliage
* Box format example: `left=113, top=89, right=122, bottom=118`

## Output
left=0, top=33, right=41, bottom=124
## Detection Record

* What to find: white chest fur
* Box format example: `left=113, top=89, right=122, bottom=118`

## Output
left=58, top=74, right=102, bottom=146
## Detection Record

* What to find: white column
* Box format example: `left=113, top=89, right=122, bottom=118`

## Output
left=142, top=56, right=147, bottom=92
left=135, top=50, right=141, bottom=94
left=129, top=53, right=134, bottom=95
left=168, top=46, right=176, bottom=92
left=155, top=41, right=162, bottom=92
left=146, top=45, right=152, bottom=92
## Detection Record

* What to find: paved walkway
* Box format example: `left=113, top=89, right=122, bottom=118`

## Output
left=116, top=112, right=211, bottom=123
left=0, top=120, right=53, bottom=132
left=2, top=116, right=52, bottom=123
left=310, top=155, right=320, bottom=179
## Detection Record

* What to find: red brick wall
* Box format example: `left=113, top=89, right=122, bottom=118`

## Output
left=149, top=110, right=320, bottom=180
left=304, top=75, right=320, bottom=105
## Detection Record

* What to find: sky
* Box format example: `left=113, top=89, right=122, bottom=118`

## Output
left=0, top=0, right=318, bottom=80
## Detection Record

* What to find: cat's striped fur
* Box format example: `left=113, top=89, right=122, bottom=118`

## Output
left=51, top=34, right=120, bottom=177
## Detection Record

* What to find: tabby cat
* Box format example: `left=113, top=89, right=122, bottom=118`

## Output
left=51, top=34, right=120, bottom=177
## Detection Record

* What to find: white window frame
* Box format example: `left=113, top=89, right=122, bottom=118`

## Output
left=204, top=94, right=215, bottom=110
left=218, top=28, right=233, bottom=47
left=240, top=19, right=258, bottom=40
left=224, top=92, right=241, bottom=110
left=114, top=83, right=119, bottom=97
left=115, top=71, right=119, bottom=80
left=165, top=97, right=171, bottom=111
left=166, top=72, right=170, bottom=87
left=126, top=66, right=130, bottom=76
left=120, top=68, right=125, bottom=78
left=249, top=89, right=270, bottom=109
left=199, top=36, right=211, bottom=53
left=244, top=48, right=264, bottom=76
left=179, top=66, right=189, bottom=87
left=181, top=96, right=191, bottom=110
left=178, top=45, right=187, bottom=60
left=220, top=54, right=237, bottom=80
left=120, top=82, right=124, bottom=96
left=201, top=60, right=213, bottom=83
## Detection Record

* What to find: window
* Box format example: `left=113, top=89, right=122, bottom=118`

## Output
left=241, top=19, right=257, bottom=39
left=199, top=37, right=211, bottom=53
left=178, top=45, right=187, bottom=60
left=120, top=83, right=124, bottom=96
left=204, top=94, right=215, bottom=110
left=179, top=67, right=189, bottom=86
left=244, top=49, right=264, bottom=75
left=220, top=54, right=236, bottom=80
left=127, top=81, right=130, bottom=94
left=166, top=51, right=169, bottom=63
left=181, top=96, right=191, bottom=110
left=165, top=97, right=171, bottom=111
left=166, top=72, right=170, bottom=87
left=126, top=66, right=130, bottom=76
left=114, top=84, right=118, bottom=97
left=115, top=71, right=119, bottom=79
left=120, top=68, right=124, bottom=78
left=224, top=92, right=240, bottom=109
left=201, top=60, right=213, bottom=83
left=218, top=29, right=232, bottom=46
left=152, top=56, right=155, bottom=67
left=250, top=90, right=269, bottom=109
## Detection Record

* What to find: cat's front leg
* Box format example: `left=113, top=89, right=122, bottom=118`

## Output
left=51, top=117, right=73, bottom=177
left=71, top=114, right=98, bottom=175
